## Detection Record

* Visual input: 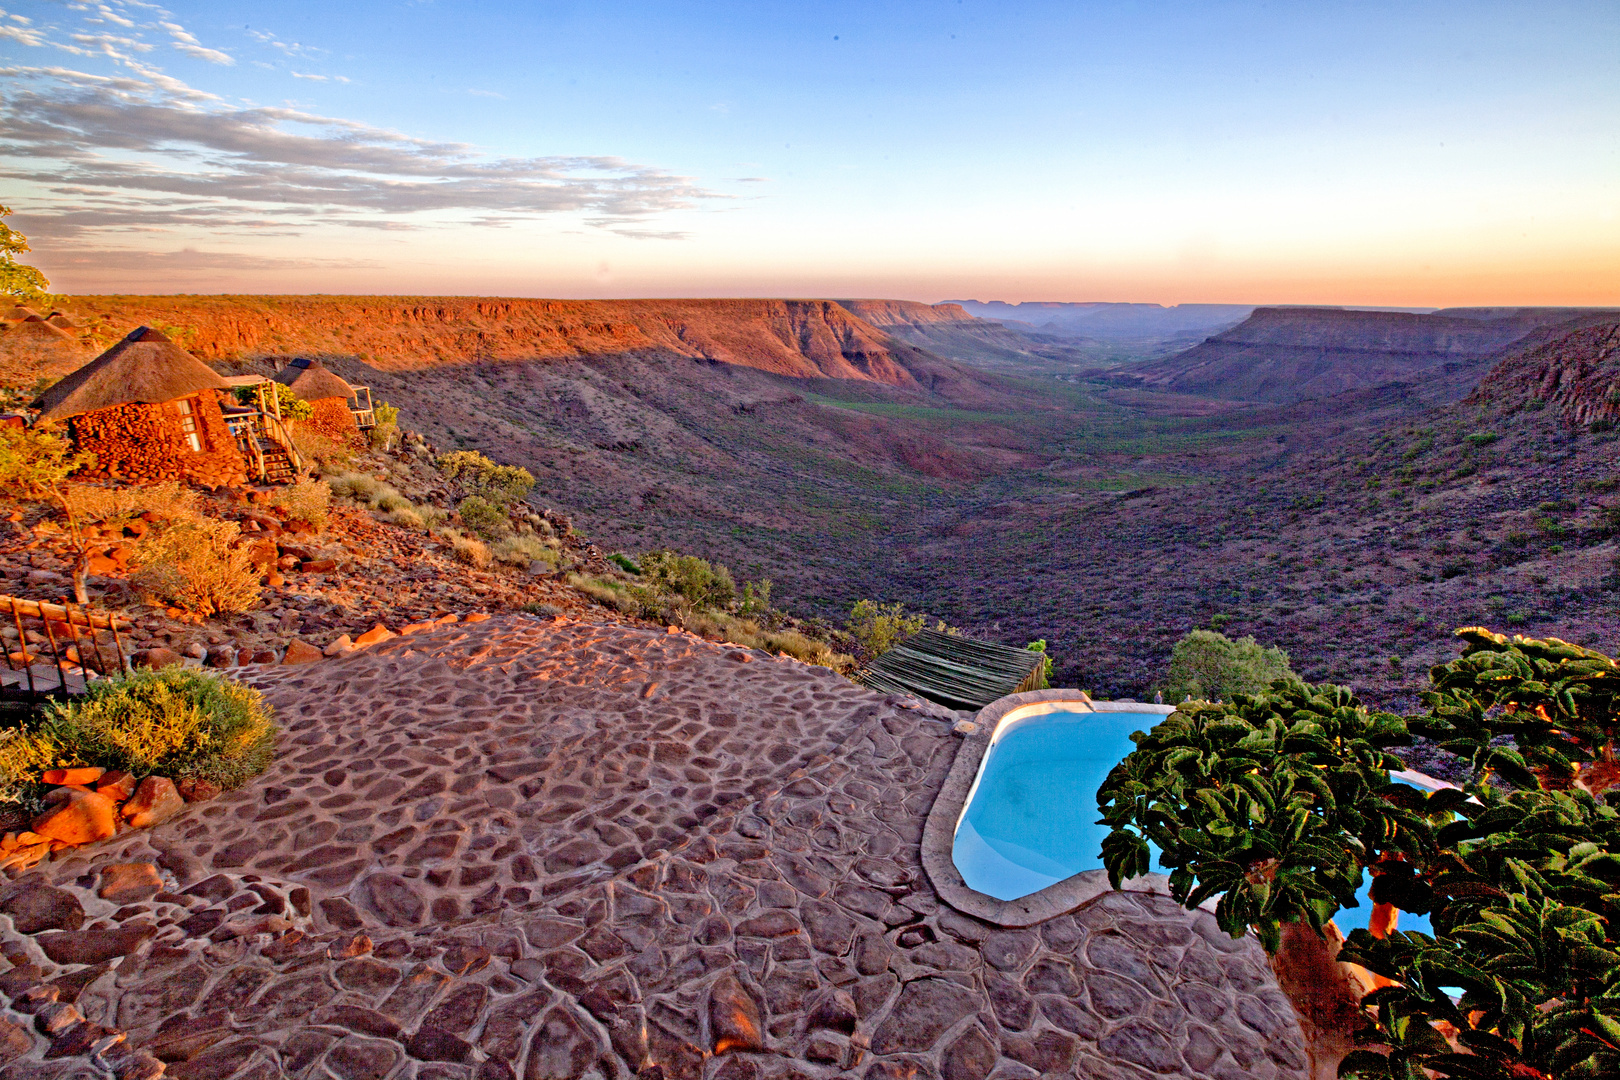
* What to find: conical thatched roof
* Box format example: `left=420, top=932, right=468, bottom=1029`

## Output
left=3, top=305, right=41, bottom=323
left=45, top=312, right=79, bottom=329
left=273, top=357, right=354, bottom=402
left=34, top=326, right=228, bottom=422
left=5, top=316, right=74, bottom=343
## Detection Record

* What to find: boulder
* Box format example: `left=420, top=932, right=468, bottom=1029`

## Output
left=464, top=613, right=491, bottom=623
left=31, top=788, right=118, bottom=846
left=42, top=767, right=103, bottom=787
left=355, top=624, right=396, bottom=647
left=94, top=770, right=137, bottom=801
left=282, top=639, right=323, bottom=665
left=177, top=777, right=222, bottom=803
left=122, top=776, right=185, bottom=827
left=301, top=559, right=337, bottom=573
left=399, top=621, right=436, bottom=637
left=0, top=881, right=84, bottom=933
left=132, top=647, right=183, bottom=670
left=323, top=635, right=355, bottom=657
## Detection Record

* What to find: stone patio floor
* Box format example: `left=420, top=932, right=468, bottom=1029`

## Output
left=0, top=615, right=1309, bottom=1080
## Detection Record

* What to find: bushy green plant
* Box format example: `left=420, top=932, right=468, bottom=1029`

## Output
left=846, top=599, right=925, bottom=657
left=60, top=480, right=195, bottom=529
left=739, top=578, right=773, bottom=616
left=367, top=400, right=400, bottom=449
left=457, top=495, right=508, bottom=539
left=1100, top=629, right=1620, bottom=1080
left=19, top=667, right=277, bottom=791
left=608, top=553, right=642, bottom=575
left=492, top=533, right=557, bottom=568
left=269, top=478, right=330, bottom=530
left=641, top=550, right=736, bottom=609
left=130, top=517, right=261, bottom=618
left=437, top=450, right=534, bottom=508
left=1026, top=639, right=1054, bottom=688
left=1164, top=628, right=1295, bottom=702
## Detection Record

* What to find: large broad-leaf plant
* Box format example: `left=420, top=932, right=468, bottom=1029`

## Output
left=1097, top=629, right=1620, bottom=1080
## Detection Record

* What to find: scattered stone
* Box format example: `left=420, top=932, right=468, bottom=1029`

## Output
left=354, top=623, right=395, bottom=647
left=121, top=776, right=185, bottom=828
left=952, top=720, right=978, bottom=736
left=31, top=787, right=118, bottom=845
left=282, top=638, right=324, bottom=665
left=42, top=766, right=104, bottom=786
left=132, top=647, right=183, bottom=670
left=95, top=769, right=137, bottom=800
left=177, top=777, right=222, bottom=803
left=324, top=634, right=355, bottom=657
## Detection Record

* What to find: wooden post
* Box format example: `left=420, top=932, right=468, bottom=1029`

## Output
left=7, top=599, right=36, bottom=704
left=58, top=597, right=89, bottom=677
left=77, top=602, right=110, bottom=678
left=39, top=612, right=68, bottom=697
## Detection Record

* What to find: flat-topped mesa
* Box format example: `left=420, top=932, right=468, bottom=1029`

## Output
left=48, top=296, right=955, bottom=389
left=834, top=299, right=979, bottom=329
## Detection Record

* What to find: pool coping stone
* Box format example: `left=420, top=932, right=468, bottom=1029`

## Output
left=921, top=689, right=1183, bottom=927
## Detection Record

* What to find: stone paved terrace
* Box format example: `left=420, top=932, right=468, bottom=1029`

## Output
left=0, top=616, right=1309, bottom=1080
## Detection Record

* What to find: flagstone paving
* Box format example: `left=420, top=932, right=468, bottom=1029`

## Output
left=0, top=616, right=1308, bottom=1080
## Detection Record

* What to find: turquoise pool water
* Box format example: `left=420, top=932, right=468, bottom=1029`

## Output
left=952, top=706, right=1433, bottom=936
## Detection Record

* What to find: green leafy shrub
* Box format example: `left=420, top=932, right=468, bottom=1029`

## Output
left=1026, top=639, right=1054, bottom=688
left=1101, top=629, right=1620, bottom=1080
left=437, top=450, right=534, bottom=508
left=367, top=400, right=401, bottom=449
left=846, top=599, right=926, bottom=657
left=327, top=471, right=381, bottom=503
left=457, top=495, right=508, bottom=540
left=739, top=578, right=773, bottom=616
left=1463, top=431, right=1499, bottom=447
left=289, top=426, right=350, bottom=467
left=237, top=382, right=313, bottom=421
left=269, top=479, right=330, bottom=530
left=640, top=550, right=736, bottom=609
left=608, top=553, right=642, bottom=575
left=1163, top=629, right=1295, bottom=702
left=2, top=668, right=277, bottom=796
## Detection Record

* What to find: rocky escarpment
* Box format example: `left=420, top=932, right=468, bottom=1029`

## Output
left=34, top=296, right=985, bottom=391
left=1109, top=306, right=1598, bottom=404
left=1468, top=319, right=1620, bottom=425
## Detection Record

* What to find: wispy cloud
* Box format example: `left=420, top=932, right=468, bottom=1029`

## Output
left=0, top=2, right=717, bottom=247
left=160, top=21, right=233, bottom=65
left=467, top=88, right=504, bottom=99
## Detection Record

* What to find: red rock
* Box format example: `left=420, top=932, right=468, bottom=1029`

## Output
left=266, top=570, right=285, bottom=588
left=42, top=767, right=104, bottom=787
left=282, top=639, right=323, bottom=665
left=323, top=635, right=354, bottom=657
left=98, top=862, right=164, bottom=903
left=122, top=776, right=185, bottom=828
left=708, top=974, right=765, bottom=1054
left=94, top=770, right=136, bottom=801
left=177, top=777, right=222, bottom=803
left=31, top=788, right=118, bottom=846
left=301, top=559, right=337, bottom=573
left=85, top=555, right=118, bottom=576
left=132, top=647, right=183, bottom=670
left=355, top=624, right=395, bottom=647
left=464, top=613, right=491, bottom=623
left=399, top=621, right=435, bottom=636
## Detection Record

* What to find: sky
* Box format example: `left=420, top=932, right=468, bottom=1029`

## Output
left=1, top=0, right=1616, bottom=304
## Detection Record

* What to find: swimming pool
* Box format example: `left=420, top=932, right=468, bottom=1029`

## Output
left=951, top=703, right=1436, bottom=935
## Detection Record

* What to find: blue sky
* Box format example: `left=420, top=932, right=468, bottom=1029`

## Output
left=2, top=1, right=1616, bottom=302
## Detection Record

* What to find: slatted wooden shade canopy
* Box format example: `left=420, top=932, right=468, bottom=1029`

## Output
left=856, top=628, right=1046, bottom=712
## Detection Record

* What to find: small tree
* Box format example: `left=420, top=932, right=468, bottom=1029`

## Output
left=0, top=205, right=52, bottom=305
left=0, top=426, right=96, bottom=602
left=641, top=550, right=736, bottom=610
left=437, top=450, right=534, bottom=509
left=846, top=599, right=925, bottom=658
left=1165, top=628, right=1295, bottom=701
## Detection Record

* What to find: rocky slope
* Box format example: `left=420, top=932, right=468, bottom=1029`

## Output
left=837, top=299, right=1117, bottom=375
left=1109, top=306, right=1606, bottom=404
left=1468, top=318, right=1620, bottom=426
left=32, top=296, right=1016, bottom=391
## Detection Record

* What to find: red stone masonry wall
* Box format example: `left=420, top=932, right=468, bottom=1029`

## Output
left=303, top=396, right=360, bottom=442
left=71, top=390, right=248, bottom=488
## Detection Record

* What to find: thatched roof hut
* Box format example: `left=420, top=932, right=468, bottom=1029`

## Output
left=45, top=311, right=79, bottom=330
left=2, top=305, right=42, bottom=323
left=273, top=357, right=354, bottom=403
left=5, top=315, right=75, bottom=344
left=34, top=326, right=229, bottom=423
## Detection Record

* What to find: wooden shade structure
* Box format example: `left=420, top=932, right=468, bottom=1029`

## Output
left=856, top=628, right=1046, bottom=712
